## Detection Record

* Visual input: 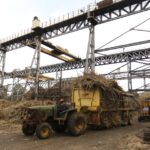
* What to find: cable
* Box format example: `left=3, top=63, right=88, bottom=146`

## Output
left=132, top=29, right=150, bottom=33
left=95, top=18, right=150, bottom=50
left=95, top=39, right=150, bottom=53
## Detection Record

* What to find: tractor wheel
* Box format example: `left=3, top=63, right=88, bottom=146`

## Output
left=22, top=124, right=36, bottom=136
left=36, top=123, right=53, bottom=139
left=67, top=112, right=87, bottom=136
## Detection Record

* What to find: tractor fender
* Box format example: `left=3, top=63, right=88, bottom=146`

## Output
left=53, top=108, right=77, bottom=121
left=65, top=109, right=77, bottom=120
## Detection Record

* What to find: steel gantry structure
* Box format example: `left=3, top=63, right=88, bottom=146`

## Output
left=1, top=0, right=150, bottom=51
left=1, top=0, right=150, bottom=98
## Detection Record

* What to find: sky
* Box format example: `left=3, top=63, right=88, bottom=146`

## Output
left=1, top=0, right=150, bottom=90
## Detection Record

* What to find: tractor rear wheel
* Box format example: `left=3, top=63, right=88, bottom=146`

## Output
left=36, top=123, right=53, bottom=139
left=67, top=112, right=87, bottom=136
left=22, top=124, right=36, bottom=136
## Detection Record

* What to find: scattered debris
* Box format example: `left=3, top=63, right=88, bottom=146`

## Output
left=0, top=100, right=53, bottom=131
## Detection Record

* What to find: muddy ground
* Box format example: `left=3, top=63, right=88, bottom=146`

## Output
left=0, top=121, right=149, bottom=150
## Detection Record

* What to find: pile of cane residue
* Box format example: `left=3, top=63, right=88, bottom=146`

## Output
left=0, top=99, right=53, bottom=133
left=120, top=132, right=150, bottom=150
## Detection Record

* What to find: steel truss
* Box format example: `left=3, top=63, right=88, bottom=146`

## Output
left=4, top=68, right=150, bottom=94
left=1, top=0, right=150, bottom=51
left=1, top=0, right=150, bottom=95
left=3, top=47, right=150, bottom=78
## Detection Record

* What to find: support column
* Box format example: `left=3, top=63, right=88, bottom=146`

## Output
left=56, top=69, right=62, bottom=98
left=56, top=69, right=62, bottom=80
left=11, top=75, right=20, bottom=101
left=85, top=5, right=97, bottom=73
left=85, top=25, right=95, bottom=73
left=0, top=51, right=6, bottom=88
left=143, top=72, right=146, bottom=90
left=34, top=37, right=41, bottom=100
left=127, top=61, right=132, bottom=92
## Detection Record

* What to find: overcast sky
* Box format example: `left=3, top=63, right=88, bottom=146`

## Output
left=1, top=0, right=150, bottom=90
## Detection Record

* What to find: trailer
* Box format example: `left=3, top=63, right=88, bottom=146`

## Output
left=138, top=99, right=150, bottom=121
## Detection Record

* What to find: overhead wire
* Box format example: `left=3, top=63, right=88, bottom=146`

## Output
left=95, top=18, right=150, bottom=51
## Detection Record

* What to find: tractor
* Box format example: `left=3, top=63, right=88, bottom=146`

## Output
left=21, top=85, right=139, bottom=139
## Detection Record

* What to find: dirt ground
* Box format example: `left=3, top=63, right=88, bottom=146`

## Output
left=0, top=121, right=149, bottom=150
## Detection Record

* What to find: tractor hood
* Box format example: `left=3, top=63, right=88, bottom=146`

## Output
left=21, top=105, right=56, bottom=123
left=28, top=105, right=55, bottom=116
left=29, top=105, right=55, bottom=110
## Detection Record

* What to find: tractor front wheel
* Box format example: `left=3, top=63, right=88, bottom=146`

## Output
left=36, top=123, right=53, bottom=139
